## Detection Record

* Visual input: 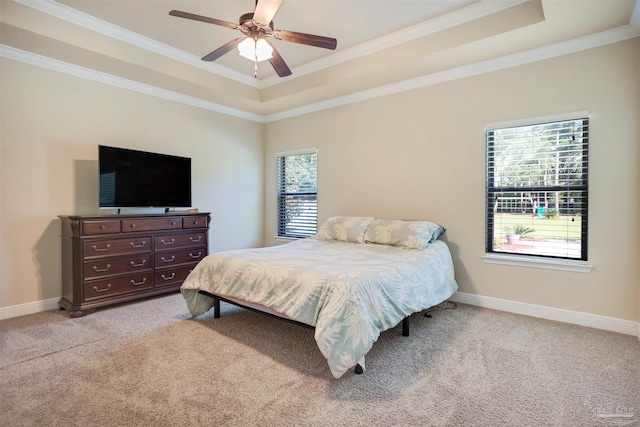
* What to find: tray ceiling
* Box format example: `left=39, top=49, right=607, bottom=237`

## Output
left=1, top=0, right=638, bottom=120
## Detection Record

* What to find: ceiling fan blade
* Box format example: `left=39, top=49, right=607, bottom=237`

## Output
left=273, top=30, right=337, bottom=50
left=201, top=37, right=245, bottom=62
left=267, top=42, right=292, bottom=77
left=169, top=10, right=238, bottom=29
left=253, top=0, right=282, bottom=26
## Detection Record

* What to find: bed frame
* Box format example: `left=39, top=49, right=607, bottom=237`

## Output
left=198, top=290, right=411, bottom=374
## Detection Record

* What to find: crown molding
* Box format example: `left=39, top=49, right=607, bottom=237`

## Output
left=264, top=23, right=640, bottom=122
left=258, top=0, right=529, bottom=88
left=2, top=22, right=638, bottom=123
left=13, top=0, right=528, bottom=90
left=0, top=44, right=265, bottom=123
left=11, top=0, right=259, bottom=88
left=12, top=0, right=639, bottom=92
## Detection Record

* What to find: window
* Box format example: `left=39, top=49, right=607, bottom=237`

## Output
left=486, top=114, right=588, bottom=261
left=277, top=149, right=318, bottom=238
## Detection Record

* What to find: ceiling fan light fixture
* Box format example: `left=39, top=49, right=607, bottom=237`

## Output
left=238, top=38, right=273, bottom=62
left=170, top=4, right=336, bottom=77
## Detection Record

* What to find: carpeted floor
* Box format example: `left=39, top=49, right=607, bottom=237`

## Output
left=1, top=293, right=638, bottom=426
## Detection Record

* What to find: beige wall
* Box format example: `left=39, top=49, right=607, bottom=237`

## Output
left=1, top=36, right=638, bottom=325
left=0, top=59, right=264, bottom=309
left=265, top=38, right=640, bottom=322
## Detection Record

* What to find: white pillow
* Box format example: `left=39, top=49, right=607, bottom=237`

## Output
left=316, top=216, right=374, bottom=243
left=364, top=219, right=445, bottom=250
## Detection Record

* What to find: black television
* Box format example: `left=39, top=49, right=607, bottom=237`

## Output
left=99, top=145, right=192, bottom=209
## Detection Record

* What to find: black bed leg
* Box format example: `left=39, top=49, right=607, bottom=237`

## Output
left=213, top=296, right=221, bottom=319
left=402, top=317, right=409, bottom=336
left=355, top=364, right=364, bottom=374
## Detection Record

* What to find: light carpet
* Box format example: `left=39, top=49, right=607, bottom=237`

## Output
left=1, top=293, right=638, bottom=426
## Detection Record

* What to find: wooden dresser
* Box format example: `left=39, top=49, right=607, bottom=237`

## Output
left=58, top=213, right=210, bottom=317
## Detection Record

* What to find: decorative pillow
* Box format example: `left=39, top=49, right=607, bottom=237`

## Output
left=316, top=216, right=374, bottom=243
left=364, top=219, right=445, bottom=249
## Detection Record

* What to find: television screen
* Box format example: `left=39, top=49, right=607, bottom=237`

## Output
left=99, top=145, right=192, bottom=208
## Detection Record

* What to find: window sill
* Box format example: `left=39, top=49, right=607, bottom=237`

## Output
left=275, top=236, right=301, bottom=242
left=483, top=253, right=592, bottom=273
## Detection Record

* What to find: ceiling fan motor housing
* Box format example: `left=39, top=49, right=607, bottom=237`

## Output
left=239, top=12, right=274, bottom=38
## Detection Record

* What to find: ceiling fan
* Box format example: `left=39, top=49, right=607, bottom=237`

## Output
left=169, top=0, right=337, bottom=78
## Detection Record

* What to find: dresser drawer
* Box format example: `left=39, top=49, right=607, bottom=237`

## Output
left=121, top=217, right=182, bottom=233
left=84, top=255, right=153, bottom=280
left=82, top=220, right=120, bottom=235
left=155, top=232, right=206, bottom=251
left=84, top=273, right=154, bottom=301
left=183, top=216, right=208, bottom=229
left=155, top=265, right=196, bottom=287
left=83, top=237, right=152, bottom=259
left=155, top=248, right=206, bottom=268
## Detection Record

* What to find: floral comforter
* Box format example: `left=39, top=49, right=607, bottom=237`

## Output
left=180, top=238, right=458, bottom=378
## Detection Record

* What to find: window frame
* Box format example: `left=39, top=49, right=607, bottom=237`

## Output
left=484, top=112, right=591, bottom=271
left=276, top=148, right=318, bottom=239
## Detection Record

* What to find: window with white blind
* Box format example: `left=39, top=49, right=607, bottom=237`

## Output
left=277, top=149, right=318, bottom=238
left=486, top=115, right=589, bottom=261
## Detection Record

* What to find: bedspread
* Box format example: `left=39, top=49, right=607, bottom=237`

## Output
left=181, top=238, right=458, bottom=378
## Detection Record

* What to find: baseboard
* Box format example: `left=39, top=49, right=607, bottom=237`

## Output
left=2, top=293, right=639, bottom=340
left=450, top=292, right=639, bottom=337
left=0, top=297, right=60, bottom=320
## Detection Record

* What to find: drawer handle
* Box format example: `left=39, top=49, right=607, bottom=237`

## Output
left=161, top=273, right=176, bottom=281
left=189, top=252, right=202, bottom=259
left=171, top=221, right=177, bottom=226
left=193, top=220, right=199, bottom=225
left=189, top=236, right=202, bottom=243
left=93, top=284, right=112, bottom=293
left=130, top=224, right=136, bottom=228
left=161, top=238, right=175, bottom=246
left=131, top=278, right=147, bottom=286
left=130, top=260, right=147, bottom=267
left=130, top=241, right=147, bottom=248
left=161, top=255, right=176, bottom=263
left=100, top=225, right=106, bottom=230
left=92, top=264, right=111, bottom=272
left=92, top=244, right=111, bottom=252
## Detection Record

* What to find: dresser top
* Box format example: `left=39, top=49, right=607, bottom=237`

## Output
left=59, top=212, right=209, bottom=220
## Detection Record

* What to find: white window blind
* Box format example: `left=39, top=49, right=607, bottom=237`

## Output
left=486, top=116, right=589, bottom=261
left=277, top=150, right=318, bottom=238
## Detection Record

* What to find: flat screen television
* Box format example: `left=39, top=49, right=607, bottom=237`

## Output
left=99, top=145, right=192, bottom=209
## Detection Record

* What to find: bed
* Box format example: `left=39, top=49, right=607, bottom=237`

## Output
left=180, top=216, right=458, bottom=378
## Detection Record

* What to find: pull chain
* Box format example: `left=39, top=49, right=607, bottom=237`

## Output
left=254, top=41, right=258, bottom=78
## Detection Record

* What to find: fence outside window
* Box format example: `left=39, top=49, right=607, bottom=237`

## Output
left=486, top=115, right=589, bottom=261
